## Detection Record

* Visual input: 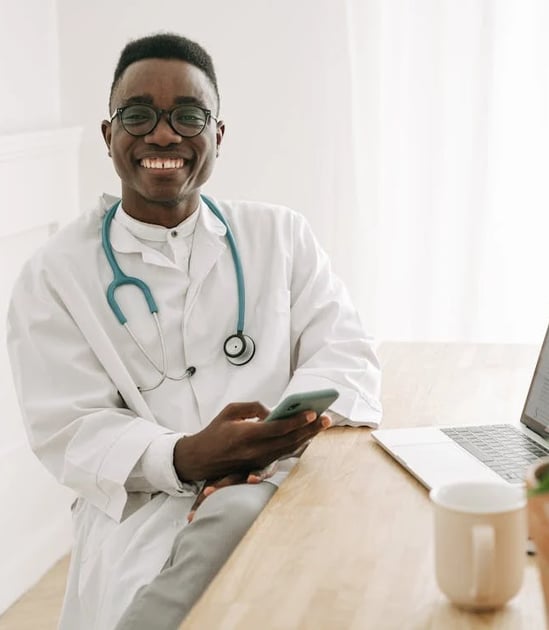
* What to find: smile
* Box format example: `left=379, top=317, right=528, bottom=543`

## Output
left=140, top=157, right=185, bottom=169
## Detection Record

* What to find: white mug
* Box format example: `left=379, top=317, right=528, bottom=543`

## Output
left=430, top=481, right=527, bottom=611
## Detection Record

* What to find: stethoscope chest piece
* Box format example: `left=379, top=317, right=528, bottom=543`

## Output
left=224, top=333, right=256, bottom=366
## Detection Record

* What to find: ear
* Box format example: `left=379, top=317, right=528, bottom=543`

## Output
left=101, top=120, right=112, bottom=157
left=215, top=121, right=225, bottom=157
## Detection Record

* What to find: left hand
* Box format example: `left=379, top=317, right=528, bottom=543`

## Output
left=186, top=461, right=279, bottom=523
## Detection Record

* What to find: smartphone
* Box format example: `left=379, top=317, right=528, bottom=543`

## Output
left=264, top=388, right=339, bottom=422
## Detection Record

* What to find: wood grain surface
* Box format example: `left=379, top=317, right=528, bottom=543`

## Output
left=181, top=342, right=546, bottom=630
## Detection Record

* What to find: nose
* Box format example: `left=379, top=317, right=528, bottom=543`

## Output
left=144, top=114, right=182, bottom=146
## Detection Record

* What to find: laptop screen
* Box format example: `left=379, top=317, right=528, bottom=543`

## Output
left=522, top=325, right=549, bottom=435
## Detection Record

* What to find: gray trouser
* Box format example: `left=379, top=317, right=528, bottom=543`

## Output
left=114, top=481, right=277, bottom=630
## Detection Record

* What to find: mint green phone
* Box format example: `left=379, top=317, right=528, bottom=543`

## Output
left=265, top=388, right=339, bottom=422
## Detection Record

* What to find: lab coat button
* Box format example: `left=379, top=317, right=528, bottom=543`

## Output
left=171, top=230, right=178, bottom=238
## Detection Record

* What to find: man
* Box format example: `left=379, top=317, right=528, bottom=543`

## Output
left=7, top=33, right=382, bottom=629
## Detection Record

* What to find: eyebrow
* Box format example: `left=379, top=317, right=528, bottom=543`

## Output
left=120, top=94, right=209, bottom=108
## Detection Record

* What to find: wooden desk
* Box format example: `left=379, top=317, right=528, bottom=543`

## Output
left=182, top=343, right=546, bottom=629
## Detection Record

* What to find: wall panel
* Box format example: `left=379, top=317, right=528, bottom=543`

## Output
left=0, top=127, right=81, bottom=614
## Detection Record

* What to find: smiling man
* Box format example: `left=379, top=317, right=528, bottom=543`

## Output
left=7, top=33, right=382, bottom=630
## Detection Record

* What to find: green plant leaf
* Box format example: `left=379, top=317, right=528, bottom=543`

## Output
left=528, top=469, right=549, bottom=496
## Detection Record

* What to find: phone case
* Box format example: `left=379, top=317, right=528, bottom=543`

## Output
left=265, top=388, right=339, bottom=422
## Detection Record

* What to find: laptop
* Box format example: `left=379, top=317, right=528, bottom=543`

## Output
left=371, top=326, right=549, bottom=490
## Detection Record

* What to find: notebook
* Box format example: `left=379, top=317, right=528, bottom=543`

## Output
left=371, top=326, right=549, bottom=490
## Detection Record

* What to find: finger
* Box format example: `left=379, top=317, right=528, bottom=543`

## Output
left=187, top=473, right=247, bottom=522
left=189, top=487, right=207, bottom=514
left=242, top=414, right=331, bottom=471
left=244, top=418, right=327, bottom=471
left=188, top=477, right=219, bottom=517
left=187, top=489, right=212, bottom=522
left=247, top=460, right=279, bottom=483
left=208, top=473, right=247, bottom=490
left=297, top=414, right=332, bottom=441
left=259, top=415, right=331, bottom=462
left=319, top=413, right=332, bottom=429
left=187, top=492, right=204, bottom=520
left=259, top=410, right=319, bottom=437
left=194, top=473, right=246, bottom=508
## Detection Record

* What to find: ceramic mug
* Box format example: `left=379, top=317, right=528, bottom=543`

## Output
left=430, top=481, right=527, bottom=610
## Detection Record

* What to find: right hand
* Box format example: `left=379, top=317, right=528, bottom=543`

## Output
left=173, top=401, right=330, bottom=482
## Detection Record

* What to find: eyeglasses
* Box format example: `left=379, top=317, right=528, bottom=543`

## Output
left=110, top=103, right=218, bottom=138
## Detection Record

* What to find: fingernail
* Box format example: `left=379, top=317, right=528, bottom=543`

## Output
left=306, top=411, right=317, bottom=422
left=203, top=486, right=214, bottom=496
left=187, top=511, right=195, bottom=523
left=321, top=417, right=332, bottom=428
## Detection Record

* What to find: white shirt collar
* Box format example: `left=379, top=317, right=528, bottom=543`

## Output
left=116, top=202, right=200, bottom=242
left=99, top=194, right=227, bottom=261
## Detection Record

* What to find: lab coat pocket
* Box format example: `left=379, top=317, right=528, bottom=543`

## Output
left=75, top=494, right=178, bottom=627
left=95, top=495, right=193, bottom=629
left=75, top=502, right=119, bottom=591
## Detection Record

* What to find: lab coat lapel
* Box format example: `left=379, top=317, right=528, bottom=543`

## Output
left=185, top=200, right=227, bottom=319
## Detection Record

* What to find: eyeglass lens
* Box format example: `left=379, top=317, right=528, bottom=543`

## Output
left=120, top=104, right=208, bottom=137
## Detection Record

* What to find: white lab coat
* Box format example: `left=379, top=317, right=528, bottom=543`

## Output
left=7, top=194, right=382, bottom=629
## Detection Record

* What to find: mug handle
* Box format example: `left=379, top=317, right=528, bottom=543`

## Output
left=471, top=524, right=495, bottom=601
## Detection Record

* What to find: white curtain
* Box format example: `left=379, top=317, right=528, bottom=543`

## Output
left=345, top=0, right=549, bottom=343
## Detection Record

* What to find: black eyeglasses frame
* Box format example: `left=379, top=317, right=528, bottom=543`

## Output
left=110, top=103, right=219, bottom=138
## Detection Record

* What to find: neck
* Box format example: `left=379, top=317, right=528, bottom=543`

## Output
left=121, top=191, right=201, bottom=228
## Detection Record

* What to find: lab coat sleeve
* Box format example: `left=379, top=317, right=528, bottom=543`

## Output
left=131, top=432, right=198, bottom=495
left=282, top=213, right=382, bottom=426
left=6, top=258, right=193, bottom=523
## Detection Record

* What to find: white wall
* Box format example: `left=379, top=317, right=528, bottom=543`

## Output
left=0, top=0, right=77, bottom=614
left=0, top=1, right=60, bottom=133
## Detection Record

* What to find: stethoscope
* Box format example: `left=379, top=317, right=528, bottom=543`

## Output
left=102, top=194, right=256, bottom=391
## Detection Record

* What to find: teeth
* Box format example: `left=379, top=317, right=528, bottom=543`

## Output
left=141, top=158, right=184, bottom=169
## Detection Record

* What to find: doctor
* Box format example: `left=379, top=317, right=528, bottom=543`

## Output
left=7, top=33, right=382, bottom=630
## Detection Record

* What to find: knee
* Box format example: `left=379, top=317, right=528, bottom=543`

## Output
left=195, top=482, right=276, bottom=534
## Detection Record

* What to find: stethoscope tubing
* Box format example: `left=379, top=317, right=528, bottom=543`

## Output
left=101, top=194, right=253, bottom=390
left=200, top=195, right=246, bottom=333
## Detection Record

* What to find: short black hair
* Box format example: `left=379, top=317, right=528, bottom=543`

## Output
left=109, top=32, right=220, bottom=114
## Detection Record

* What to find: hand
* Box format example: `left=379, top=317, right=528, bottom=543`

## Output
left=186, top=461, right=279, bottom=523
left=174, top=401, right=331, bottom=483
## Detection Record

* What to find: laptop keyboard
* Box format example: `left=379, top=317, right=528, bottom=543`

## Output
left=441, top=424, right=549, bottom=484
